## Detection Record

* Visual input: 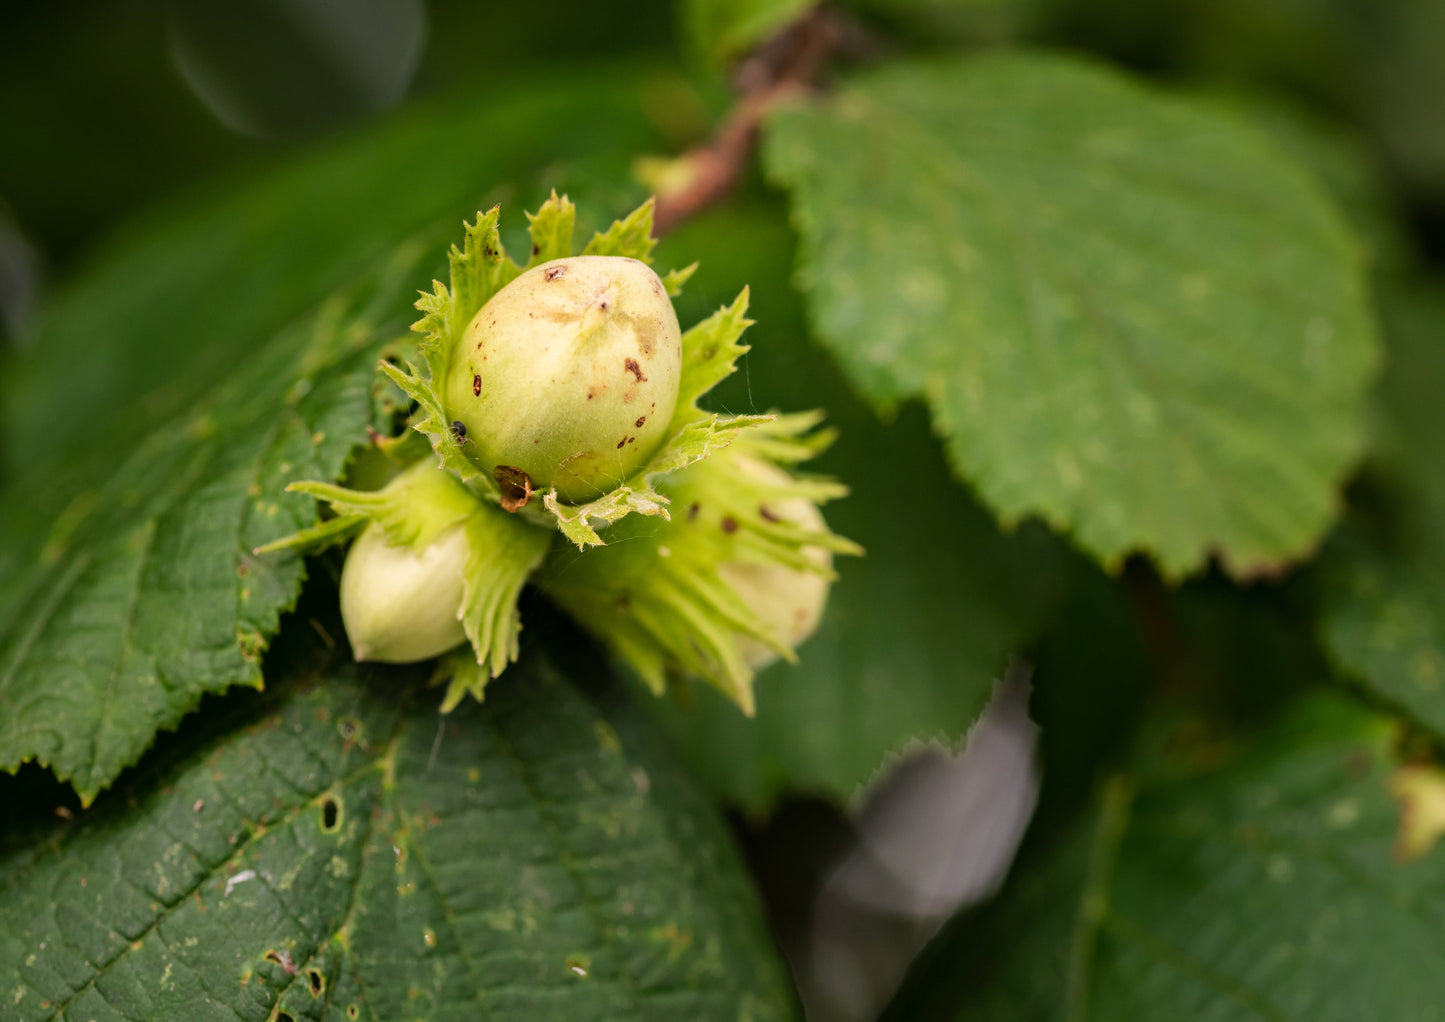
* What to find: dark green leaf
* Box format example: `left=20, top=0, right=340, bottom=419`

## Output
left=1223, top=97, right=1414, bottom=275
left=763, top=53, right=1379, bottom=580
left=0, top=653, right=795, bottom=1021
left=897, top=694, right=1445, bottom=1021
left=1320, top=279, right=1445, bottom=736
left=647, top=200, right=1066, bottom=810
left=0, top=263, right=408, bottom=804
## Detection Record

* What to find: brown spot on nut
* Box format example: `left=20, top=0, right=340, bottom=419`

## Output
left=623, top=358, right=645, bottom=382
left=634, top=416, right=645, bottom=428
left=721, top=516, right=738, bottom=534
left=472, top=374, right=482, bottom=396
left=494, top=466, right=535, bottom=512
left=616, top=439, right=626, bottom=449
left=544, top=265, right=567, bottom=282
left=688, top=503, right=700, bottom=521
left=759, top=505, right=781, bottom=523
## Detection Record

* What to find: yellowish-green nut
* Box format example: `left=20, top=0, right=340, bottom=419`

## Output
left=339, top=521, right=469, bottom=663
left=444, top=255, right=683, bottom=508
left=718, top=459, right=833, bottom=670
left=720, top=559, right=830, bottom=670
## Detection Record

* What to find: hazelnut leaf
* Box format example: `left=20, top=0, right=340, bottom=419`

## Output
left=0, top=654, right=796, bottom=1020
left=930, top=696, right=1436, bottom=1020
left=764, top=53, right=1380, bottom=580
left=1319, top=280, right=1445, bottom=739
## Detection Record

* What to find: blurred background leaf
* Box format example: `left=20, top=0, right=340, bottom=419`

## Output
left=0, top=258, right=404, bottom=801
left=683, top=0, right=818, bottom=68
left=763, top=53, right=1379, bottom=581
left=886, top=691, right=1445, bottom=1022
left=1319, top=279, right=1445, bottom=737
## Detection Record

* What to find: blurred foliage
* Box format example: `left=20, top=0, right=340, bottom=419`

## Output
left=764, top=53, right=1379, bottom=579
left=1320, top=280, right=1445, bottom=736
left=888, top=694, right=1439, bottom=1021
left=0, top=0, right=685, bottom=274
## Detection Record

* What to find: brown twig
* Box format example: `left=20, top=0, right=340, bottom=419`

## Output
left=652, top=7, right=842, bottom=236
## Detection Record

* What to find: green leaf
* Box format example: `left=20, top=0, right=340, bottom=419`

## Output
left=896, top=694, right=1443, bottom=1021
left=763, top=53, right=1380, bottom=580
left=0, top=257, right=415, bottom=805
left=1319, top=279, right=1445, bottom=736
left=0, top=68, right=671, bottom=798
left=1222, top=97, right=1414, bottom=275
left=682, top=0, right=817, bottom=68
left=0, top=652, right=796, bottom=1021
left=644, top=200, right=1067, bottom=810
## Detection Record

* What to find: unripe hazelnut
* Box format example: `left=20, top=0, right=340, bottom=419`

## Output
left=444, top=255, right=683, bottom=506
left=340, top=521, right=468, bottom=663
left=717, top=459, right=833, bottom=669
